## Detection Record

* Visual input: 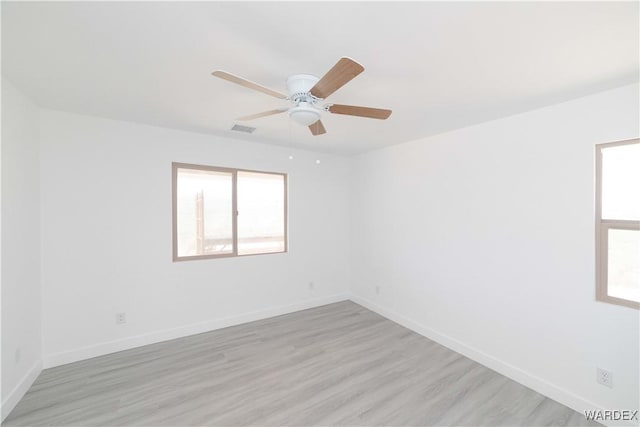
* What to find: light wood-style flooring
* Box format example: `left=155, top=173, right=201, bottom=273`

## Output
left=3, top=301, right=599, bottom=426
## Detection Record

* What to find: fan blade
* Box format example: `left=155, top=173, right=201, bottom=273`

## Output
left=328, top=104, right=392, bottom=120
left=212, top=71, right=287, bottom=99
left=236, top=108, right=288, bottom=121
left=308, top=120, right=327, bottom=136
left=309, top=57, right=364, bottom=99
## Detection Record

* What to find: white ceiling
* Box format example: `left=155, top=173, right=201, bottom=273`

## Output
left=2, top=1, right=638, bottom=155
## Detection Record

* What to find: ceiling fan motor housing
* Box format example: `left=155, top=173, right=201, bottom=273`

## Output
left=287, top=74, right=321, bottom=125
left=286, top=74, right=320, bottom=102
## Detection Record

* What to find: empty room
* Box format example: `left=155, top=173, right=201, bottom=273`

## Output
left=1, top=1, right=639, bottom=426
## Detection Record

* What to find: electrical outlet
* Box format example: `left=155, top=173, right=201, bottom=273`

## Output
left=116, top=312, right=127, bottom=325
left=597, top=368, right=613, bottom=388
left=375, top=286, right=380, bottom=295
left=309, top=281, right=315, bottom=291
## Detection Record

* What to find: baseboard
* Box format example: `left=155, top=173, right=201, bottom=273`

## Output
left=348, top=295, right=631, bottom=427
left=44, top=294, right=348, bottom=369
left=1, top=360, right=42, bottom=422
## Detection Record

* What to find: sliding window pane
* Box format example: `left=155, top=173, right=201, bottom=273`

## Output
left=607, top=228, right=640, bottom=303
left=176, top=168, right=233, bottom=257
left=237, top=171, right=286, bottom=255
left=601, top=144, right=640, bottom=220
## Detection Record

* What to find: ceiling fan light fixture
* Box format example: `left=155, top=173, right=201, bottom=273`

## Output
left=288, top=103, right=320, bottom=126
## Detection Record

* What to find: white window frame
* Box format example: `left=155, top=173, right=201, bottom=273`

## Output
left=172, top=162, right=288, bottom=261
left=595, top=139, right=639, bottom=309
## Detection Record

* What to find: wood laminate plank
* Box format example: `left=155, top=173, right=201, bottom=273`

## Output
left=3, top=301, right=600, bottom=426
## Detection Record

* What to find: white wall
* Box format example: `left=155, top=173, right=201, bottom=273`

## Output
left=350, top=84, right=639, bottom=417
left=39, top=111, right=351, bottom=366
left=1, top=78, right=43, bottom=419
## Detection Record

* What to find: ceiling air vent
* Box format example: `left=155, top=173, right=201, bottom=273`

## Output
left=231, top=124, right=256, bottom=134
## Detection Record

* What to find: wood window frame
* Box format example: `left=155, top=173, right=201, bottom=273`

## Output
left=172, top=162, right=288, bottom=262
left=595, top=138, right=639, bottom=309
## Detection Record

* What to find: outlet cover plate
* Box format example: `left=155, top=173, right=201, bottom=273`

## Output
left=597, top=368, right=613, bottom=388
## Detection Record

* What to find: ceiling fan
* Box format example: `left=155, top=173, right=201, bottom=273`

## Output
left=211, top=57, right=392, bottom=136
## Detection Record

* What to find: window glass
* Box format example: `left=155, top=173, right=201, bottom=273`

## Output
left=237, top=171, right=286, bottom=255
left=176, top=168, right=233, bottom=257
left=607, top=228, right=640, bottom=303
left=601, top=143, right=640, bottom=221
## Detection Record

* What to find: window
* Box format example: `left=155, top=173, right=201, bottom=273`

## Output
left=596, top=139, right=639, bottom=309
left=172, top=163, right=287, bottom=261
